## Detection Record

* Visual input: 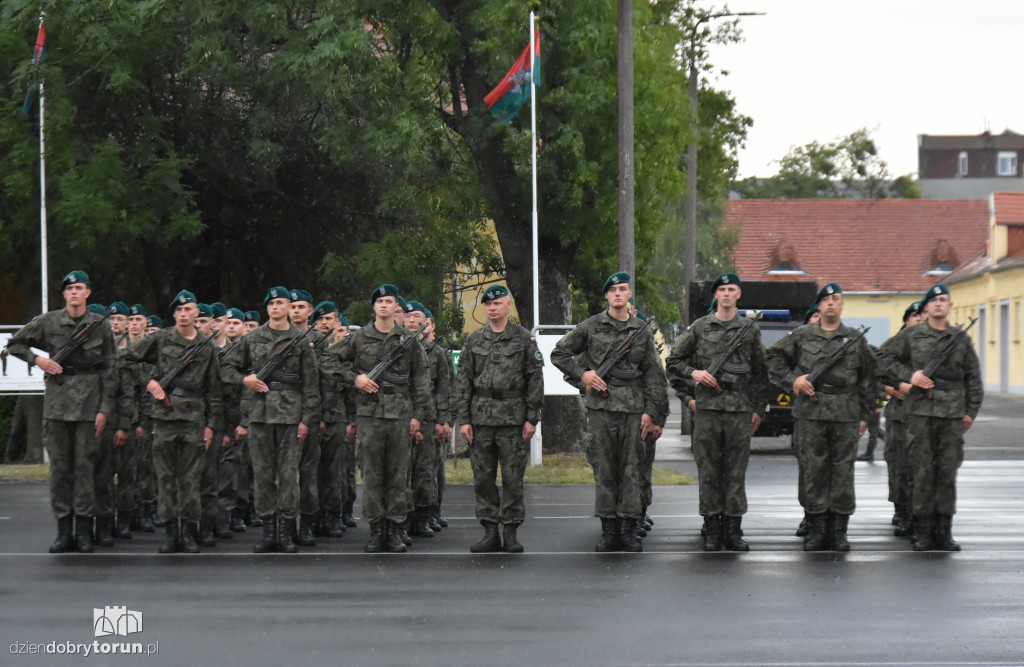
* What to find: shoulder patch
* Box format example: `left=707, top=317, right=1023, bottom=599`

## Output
left=786, top=331, right=793, bottom=336
left=535, top=349, right=543, bottom=361
left=685, top=326, right=691, bottom=332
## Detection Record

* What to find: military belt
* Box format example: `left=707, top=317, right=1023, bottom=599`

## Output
left=721, top=361, right=751, bottom=375
left=474, top=387, right=524, bottom=400
left=608, top=377, right=642, bottom=387
left=716, top=381, right=745, bottom=392
left=931, top=378, right=961, bottom=391
left=170, top=377, right=202, bottom=391
left=268, top=382, right=300, bottom=392
left=817, top=384, right=856, bottom=395
left=933, top=367, right=964, bottom=382
left=378, top=384, right=410, bottom=396
left=268, top=371, right=301, bottom=384
left=61, top=366, right=100, bottom=376
left=380, top=371, right=409, bottom=385
left=608, top=367, right=640, bottom=380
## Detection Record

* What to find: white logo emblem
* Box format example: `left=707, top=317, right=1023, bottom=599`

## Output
left=93, top=607, right=143, bottom=637
left=178, top=295, right=185, bottom=304
left=826, top=286, right=834, bottom=294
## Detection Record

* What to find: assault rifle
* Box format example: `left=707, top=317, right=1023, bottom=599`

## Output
left=594, top=317, right=653, bottom=399
left=51, top=308, right=113, bottom=386
left=366, top=326, right=430, bottom=384
left=254, top=319, right=321, bottom=386
left=218, top=340, right=240, bottom=362
left=921, top=317, right=977, bottom=398
left=705, top=311, right=763, bottom=394
left=804, top=325, right=869, bottom=403
left=157, top=333, right=215, bottom=407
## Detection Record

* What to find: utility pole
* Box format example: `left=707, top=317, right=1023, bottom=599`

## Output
left=617, top=0, right=635, bottom=280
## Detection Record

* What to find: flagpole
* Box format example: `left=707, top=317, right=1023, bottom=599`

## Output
left=37, top=12, right=48, bottom=312
left=528, top=11, right=542, bottom=467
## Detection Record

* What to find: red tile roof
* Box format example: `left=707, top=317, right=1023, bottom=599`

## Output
left=993, top=192, right=1024, bottom=224
left=725, top=199, right=990, bottom=291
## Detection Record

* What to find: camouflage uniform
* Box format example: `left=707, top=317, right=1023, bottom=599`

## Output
left=7, top=309, right=117, bottom=526
left=222, top=323, right=320, bottom=522
left=125, top=329, right=223, bottom=525
left=330, top=324, right=430, bottom=525
left=455, top=325, right=544, bottom=527
left=878, top=335, right=913, bottom=530
left=410, top=340, right=454, bottom=517
left=551, top=312, right=667, bottom=521
left=317, top=337, right=354, bottom=529
left=667, top=313, right=769, bottom=522
left=97, top=349, right=136, bottom=540
left=435, top=350, right=457, bottom=516
left=130, top=357, right=157, bottom=528
left=217, top=342, right=245, bottom=526
left=297, top=329, right=325, bottom=526
left=766, top=323, right=876, bottom=518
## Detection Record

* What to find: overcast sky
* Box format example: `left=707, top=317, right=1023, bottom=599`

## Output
left=709, top=0, right=1022, bottom=178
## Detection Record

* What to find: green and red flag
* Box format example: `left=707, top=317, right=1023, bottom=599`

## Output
left=484, top=31, right=540, bottom=124
left=21, top=20, right=47, bottom=116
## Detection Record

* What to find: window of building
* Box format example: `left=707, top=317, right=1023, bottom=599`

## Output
left=767, top=260, right=805, bottom=275
left=998, top=151, right=1018, bottom=176
left=958, top=151, right=968, bottom=176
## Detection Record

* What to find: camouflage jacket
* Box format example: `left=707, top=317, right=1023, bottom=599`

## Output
left=766, top=322, right=877, bottom=423
left=7, top=308, right=118, bottom=421
left=455, top=324, right=544, bottom=427
left=425, top=340, right=454, bottom=426
left=875, top=321, right=983, bottom=419
left=111, top=348, right=137, bottom=432
left=318, top=336, right=355, bottom=424
left=550, top=311, right=667, bottom=422
left=221, top=323, right=320, bottom=427
left=329, top=323, right=431, bottom=422
left=666, top=313, right=769, bottom=417
left=124, top=328, right=223, bottom=428
left=217, top=341, right=245, bottom=430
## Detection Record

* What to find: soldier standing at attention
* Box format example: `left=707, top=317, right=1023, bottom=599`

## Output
left=312, top=301, right=352, bottom=538
left=125, top=290, right=223, bottom=554
left=287, top=289, right=324, bottom=547
left=8, top=271, right=118, bottom=553
left=330, top=284, right=431, bottom=553
left=666, top=273, right=769, bottom=551
left=223, top=286, right=320, bottom=554
left=551, top=272, right=667, bottom=553
left=217, top=308, right=248, bottom=534
left=243, top=311, right=261, bottom=334
left=145, top=315, right=163, bottom=336
left=876, top=285, right=983, bottom=551
left=455, top=286, right=543, bottom=553
left=766, top=283, right=876, bottom=552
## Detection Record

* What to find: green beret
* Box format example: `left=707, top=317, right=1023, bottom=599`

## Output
left=712, top=273, right=740, bottom=291
left=313, top=301, right=339, bottom=318
left=196, top=303, right=213, bottom=318
left=602, top=272, right=630, bottom=294
left=87, top=303, right=107, bottom=316
left=370, top=284, right=401, bottom=305
left=243, top=310, right=261, bottom=323
left=226, top=308, right=245, bottom=321
left=61, top=270, right=89, bottom=289
left=707, top=297, right=718, bottom=314
left=635, top=309, right=647, bottom=322
left=921, top=284, right=950, bottom=307
left=815, top=283, right=842, bottom=303
left=210, top=302, right=228, bottom=318
left=108, top=301, right=130, bottom=316
left=129, top=304, right=147, bottom=317
left=803, top=302, right=818, bottom=324
left=337, top=314, right=350, bottom=327
left=423, top=307, right=433, bottom=319
left=170, top=290, right=197, bottom=309
left=397, top=296, right=410, bottom=311
left=146, top=315, right=163, bottom=328
left=406, top=300, right=427, bottom=315
left=263, top=285, right=290, bottom=306
left=903, top=302, right=921, bottom=322
left=289, top=289, right=313, bottom=305
left=481, top=285, right=510, bottom=303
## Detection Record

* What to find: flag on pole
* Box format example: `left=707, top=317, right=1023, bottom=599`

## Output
left=22, top=20, right=47, bottom=116
left=484, top=31, right=540, bottom=124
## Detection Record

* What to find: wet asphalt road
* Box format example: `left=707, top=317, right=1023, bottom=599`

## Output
left=1, top=395, right=1023, bottom=666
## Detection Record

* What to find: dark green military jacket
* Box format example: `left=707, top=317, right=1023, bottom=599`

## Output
left=766, top=322, right=877, bottom=423
left=125, top=328, right=223, bottom=428
left=221, top=323, right=320, bottom=428
left=112, top=347, right=136, bottom=432
left=455, top=324, right=544, bottom=427
left=876, top=321, right=983, bottom=419
left=8, top=308, right=118, bottom=421
left=666, top=312, right=769, bottom=417
left=425, top=340, right=454, bottom=426
left=330, top=323, right=431, bottom=422
left=550, top=311, right=667, bottom=421
left=217, top=340, right=245, bottom=430
left=319, top=334, right=355, bottom=424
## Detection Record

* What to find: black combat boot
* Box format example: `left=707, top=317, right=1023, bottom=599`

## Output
left=724, top=516, right=750, bottom=552
left=140, top=501, right=155, bottom=533
left=49, top=516, right=74, bottom=553
left=325, top=512, right=346, bottom=538
left=634, top=515, right=648, bottom=538
left=364, top=521, right=387, bottom=553
left=385, top=520, right=408, bottom=553
left=893, top=504, right=912, bottom=537
left=396, top=520, right=413, bottom=546
left=278, top=518, right=298, bottom=553
left=159, top=521, right=179, bottom=554
left=426, top=506, right=443, bottom=532
left=215, top=509, right=233, bottom=539
left=433, top=504, right=448, bottom=528
left=503, top=524, right=524, bottom=553
left=409, top=508, right=435, bottom=538
left=342, top=502, right=358, bottom=528
left=253, top=519, right=277, bottom=553
left=620, top=519, right=643, bottom=552
left=114, top=511, right=133, bottom=539
left=856, top=442, right=875, bottom=462
left=470, top=522, right=503, bottom=553
left=911, top=515, right=934, bottom=551
left=594, top=518, right=622, bottom=552
left=94, top=516, right=114, bottom=547
left=74, top=517, right=95, bottom=553
left=933, top=514, right=961, bottom=552
left=197, top=515, right=216, bottom=547
left=795, top=513, right=810, bottom=537
left=802, top=513, right=829, bottom=552
left=830, top=513, right=851, bottom=552
left=229, top=508, right=247, bottom=533
left=298, top=514, right=317, bottom=547
left=180, top=521, right=201, bottom=554
left=642, top=506, right=654, bottom=531
left=245, top=503, right=263, bottom=528
left=702, top=515, right=723, bottom=551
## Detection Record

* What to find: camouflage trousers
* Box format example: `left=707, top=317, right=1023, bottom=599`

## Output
left=357, top=416, right=410, bottom=524
left=200, top=430, right=222, bottom=516
left=905, top=415, right=964, bottom=516
left=884, top=418, right=911, bottom=506
left=249, top=423, right=302, bottom=520
left=587, top=410, right=643, bottom=520
left=236, top=438, right=253, bottom=510
left=217, top=434, right=241, bottom=511
left=638, top=435, right=657, bottom=509
left=135, top=422, right=156, bottom=503
left=152, top=420, right=205, bottom=523
left=436, top=436, right=447, bottom=505
left=468, top=425, right=527, bottom=526
left=410, top=425, right=439, bottom=510
left=111, top=437, right=137, bottom=512
left=318, top=423, right=349, bottom=514
left=793, top=418, right=859, bottom=515
left=43, top=419, right=100, bottom=519
left=298, top=428, right=320, bottom=515
left=94, top=427, right=114, bottom=516
left=691, top=409, right=752, bottom=517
